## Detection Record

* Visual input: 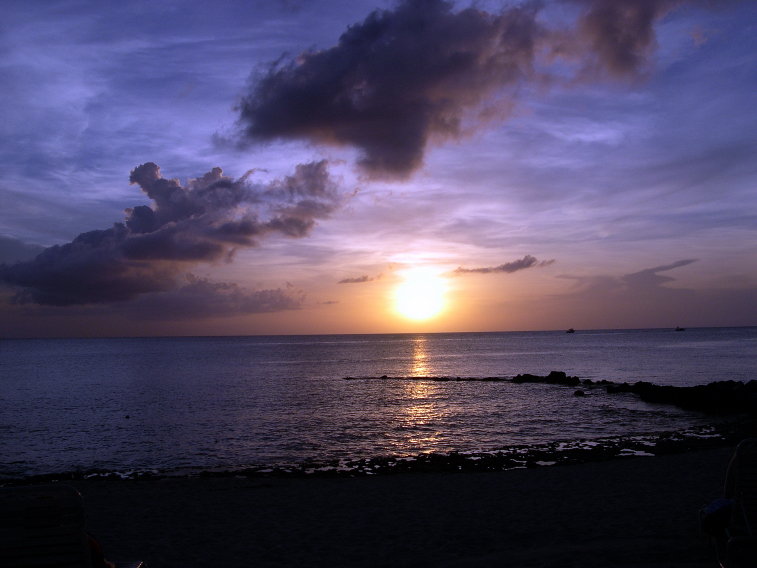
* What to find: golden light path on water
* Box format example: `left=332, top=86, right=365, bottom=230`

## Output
left=411, top=335, right=429, bottom=377
left=398, top=336, right=447, bottom=451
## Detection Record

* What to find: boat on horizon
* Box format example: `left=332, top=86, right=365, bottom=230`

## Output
left=566, top=328, right=575, bottom=334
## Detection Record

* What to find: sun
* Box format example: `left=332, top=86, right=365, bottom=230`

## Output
left=395, top=268, right=446, bottom=320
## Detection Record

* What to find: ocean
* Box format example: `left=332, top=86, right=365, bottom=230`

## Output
left=1, top=327, right=755, bottom=478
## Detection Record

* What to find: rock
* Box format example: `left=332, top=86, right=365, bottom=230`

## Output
left=606, top=382, right=632, bottom=394
left=512, top=371, right=580, bottom=387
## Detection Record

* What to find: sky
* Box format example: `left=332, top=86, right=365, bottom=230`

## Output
left=0, top=0, right=756, bottom=337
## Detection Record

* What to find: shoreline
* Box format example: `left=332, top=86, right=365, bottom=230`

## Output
left=4, top=418, right=750, bottom=486
left=67, top=445, right=736, bottom=567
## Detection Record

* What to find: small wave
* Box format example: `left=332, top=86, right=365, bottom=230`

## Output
left=2, top=422, right=748, bottom=486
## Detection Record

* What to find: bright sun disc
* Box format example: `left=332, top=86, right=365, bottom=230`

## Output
left=395, top=268, right=445, bottom=320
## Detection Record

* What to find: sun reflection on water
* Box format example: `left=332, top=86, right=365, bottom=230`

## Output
left=396, top=336, right=448, bottom=452
left=411, top=336, right=428, bottom=377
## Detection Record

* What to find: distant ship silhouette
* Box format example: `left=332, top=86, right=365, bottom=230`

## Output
left=676, top=326, right=685, bottom=332
left=566, top=328, right=575, bottom=334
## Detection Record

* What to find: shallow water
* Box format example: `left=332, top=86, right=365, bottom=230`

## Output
left=1, top=327, right=754, bottom=477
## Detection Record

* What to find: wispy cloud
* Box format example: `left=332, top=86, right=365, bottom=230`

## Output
left=454, top=255, right=555, bottom=275
left=338, top=273, right=383, bottom=284
left=560, top=0, right=690, bottom=78
left=621, top=258, right=699, bottom=289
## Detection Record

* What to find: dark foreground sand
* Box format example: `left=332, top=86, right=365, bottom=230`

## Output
left=71, top=447, right=734, bottom=568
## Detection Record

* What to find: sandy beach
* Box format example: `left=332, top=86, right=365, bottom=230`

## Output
left=66, top=446, right=734, bottom=568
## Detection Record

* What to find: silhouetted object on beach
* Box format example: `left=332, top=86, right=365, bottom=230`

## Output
left=0, top=484, right=143, bottom=568
left=709, top=438, right=757, bottom=567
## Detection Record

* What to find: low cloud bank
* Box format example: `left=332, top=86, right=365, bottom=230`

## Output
left=0, top=161, right=344, bottom=308
left=122, top=275, right=305, bottom=320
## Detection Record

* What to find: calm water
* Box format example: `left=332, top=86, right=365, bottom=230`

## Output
left=1, top=327, right=755, bottom=477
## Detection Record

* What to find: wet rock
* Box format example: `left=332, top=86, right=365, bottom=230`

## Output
left=629, top=379, right=757, bottom=414
left=512, top=371, right=581, bottom=387
left=606, top=382, right=632, bottom=394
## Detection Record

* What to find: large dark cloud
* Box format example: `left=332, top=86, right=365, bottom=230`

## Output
left=0, top=161, right=344, bottom=306
left=238, top=0, right=541, bottom=178
left=454, top=255, right=554, bottom=275
left=237, top=0, right=707, bottom=178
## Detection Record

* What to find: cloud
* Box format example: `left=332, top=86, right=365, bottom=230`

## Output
left=557, top=259, right=698, bottom=293
left=0, top=235, right=47, bottom=264
left=562, top=0, right=688, bottom=78
left=533, top=258, right=712, bottom=329
left=338, top=273, right=382, bottom=284
left=237, top=0, right=541, bottom=179
left=122, top=274, right=304, bottom=320
left=454, top=255, right=555, bottom=275
left=621, top=258, right=699, bottom=289
left=0, top=161, right=345, bottom=306
left=236, top=0, right=707, bottom=178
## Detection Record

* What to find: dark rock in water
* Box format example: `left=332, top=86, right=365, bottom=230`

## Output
left=512, top=371, right=581, bottom=387
left=594, top=378, right=757, bottom=415
left=606, top=382, right=633, bottom=394
left=508, top=371, right=756, bottom=415
left=629, top=379, right=757, bottom=414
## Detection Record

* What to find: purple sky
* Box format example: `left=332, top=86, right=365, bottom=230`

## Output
left=1, top=0, right=756, bottom=337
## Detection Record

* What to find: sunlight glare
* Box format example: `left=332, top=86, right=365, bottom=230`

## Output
left=395, top=268, right=446, bottom=320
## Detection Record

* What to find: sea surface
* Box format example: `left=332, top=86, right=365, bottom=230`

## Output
left=1, top=327, right=755, bottom=478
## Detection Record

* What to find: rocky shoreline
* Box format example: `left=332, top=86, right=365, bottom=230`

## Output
left=346, top=371, right=757, bottom=414
left=4, top=418, right=751, bottom=486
